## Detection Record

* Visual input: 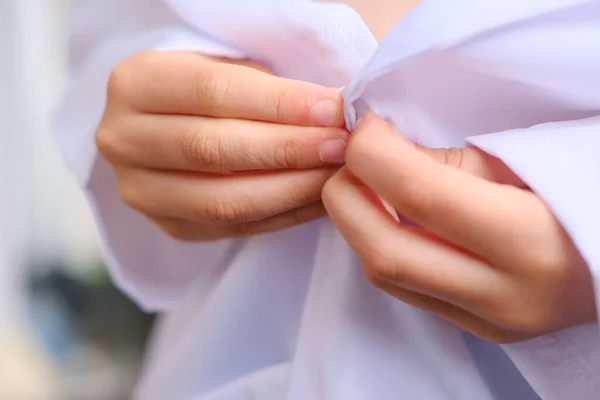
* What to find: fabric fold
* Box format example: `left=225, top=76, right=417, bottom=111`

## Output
left=342, top=0, right=599, bottom=131
left=54, top=0, right=600, bottom=398
left=339, top=2, right=600, bottom=397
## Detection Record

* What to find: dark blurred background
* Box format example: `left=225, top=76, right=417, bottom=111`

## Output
left=0, top=1, right=154, bottom=399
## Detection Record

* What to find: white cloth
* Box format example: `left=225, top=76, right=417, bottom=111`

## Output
left=53, top=0, right=600, bottom=399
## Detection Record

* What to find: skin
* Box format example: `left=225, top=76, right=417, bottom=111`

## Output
left=96, top=51, right=349, bottom=241
left=98, top=2, right=596, bottom=342
left=322, top=113, right=597, bottom=343
left=320, top=0, right=420, bottom=41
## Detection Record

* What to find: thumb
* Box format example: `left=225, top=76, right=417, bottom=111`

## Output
left=415, top=145, right=527, bottom=188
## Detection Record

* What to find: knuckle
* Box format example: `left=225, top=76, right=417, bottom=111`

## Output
left=284, top=181, right=306, bottom=206
left=521, top=309, right=555, bottom=334
left=202, top=195, right=249, bottom=224
left=272, top=137, right=301, bottom=168
left=107, top=52, right=151, bottom=101
left=273, top=86, right=294, bottom=123
left=533, top=262, right=568, bottom=292
left=180, top=130, right=229, bottom=170
left=508, top=241, right=573, bottom=293
left=523, top=248, right=565, bottom=283
left=512, top=237, right=547, bottom=267
left=362, top=247, right=397, bottom=285
left=285, top=176, right=320, bottom=207
left=95, top=124, right=120, bottom=160
left=195, top=66, right=234, bottom=109
left=107, top=64, right=130, bottom=101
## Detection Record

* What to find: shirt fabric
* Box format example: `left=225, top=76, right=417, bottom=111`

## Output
left=54, top=0, right=600, bottom=399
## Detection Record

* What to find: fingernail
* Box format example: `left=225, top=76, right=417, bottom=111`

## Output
left=312, top=98, right=341, bottom=127
left=319, top=139, right=347, bottom=164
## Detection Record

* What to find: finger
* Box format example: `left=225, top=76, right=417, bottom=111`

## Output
left=118, top=167, right=334, bottom=224
left=376, top=283, right=530, bottom=344
left=114, top=114, right=348, bottom=171
left=345, top=113, right=551, bottom=259
left=111, top=51, right=345, bottom=127
left=152, top=202, right=326, bottom=241
left=322, top=168, right=504, bottom=312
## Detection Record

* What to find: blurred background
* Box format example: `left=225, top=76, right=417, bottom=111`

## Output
left=0, top=1, right=154, bottom=399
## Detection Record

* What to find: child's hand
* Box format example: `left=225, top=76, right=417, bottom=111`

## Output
left=97, top=51, right=348, bottom=240
left=322, top=112, right=596, bottom=343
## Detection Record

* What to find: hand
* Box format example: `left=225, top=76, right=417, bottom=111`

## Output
left=97, top=51, right=348, bottom=240
left=322, top=113, right=596, bottom=343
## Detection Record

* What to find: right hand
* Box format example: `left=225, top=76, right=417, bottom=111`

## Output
left=96, top=51, right=348, bottom=241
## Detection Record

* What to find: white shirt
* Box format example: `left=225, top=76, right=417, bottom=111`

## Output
left=54, top=0, right=600, bottom=399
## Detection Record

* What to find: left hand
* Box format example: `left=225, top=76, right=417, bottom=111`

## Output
left=322, top=112, right=596, bottom=343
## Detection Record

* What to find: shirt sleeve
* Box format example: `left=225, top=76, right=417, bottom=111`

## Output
left=467, top=118, right=600, bottom=399
left=52, top=0, right=248, bottom=312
